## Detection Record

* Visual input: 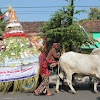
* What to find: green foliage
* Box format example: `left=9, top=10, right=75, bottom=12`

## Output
left=88, top=7, right=100, bottom=20
left=0, top=37, right=35, bottom=64
left=39, top=6, right=88, bottom=52
left=0, top=9, right=6, bottom=39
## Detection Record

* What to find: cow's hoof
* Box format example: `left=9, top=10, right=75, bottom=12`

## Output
left=55, top=90, right=60, bottom=93
left=72, top=91, right=77, bottom=94
left=95, top=91, right=99, bottom=94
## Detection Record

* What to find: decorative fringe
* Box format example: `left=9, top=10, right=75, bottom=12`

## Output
left=0, top=81, right=13, bottom=93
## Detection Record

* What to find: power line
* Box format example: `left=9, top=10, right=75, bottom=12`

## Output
left=1, top=6, right=62, bottom=8
left=16, top=11, right=55, bottom=12
left=1, top=6, right=63, bottom=9
left=0, top=0, right=65, bottom=3
left=75, top=6, right=100, bottom=7
left=1, top=6, right=100, bottom=9
left=16, top=13, right=53, bottom=14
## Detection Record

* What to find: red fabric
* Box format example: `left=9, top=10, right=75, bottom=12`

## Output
left=53, top=43, right=58, bottom=46
left=39, top=52, right=49, bottom=76
left=47, top=60, right=56, bottom=63
left=0, top=14, right=6, bottom=19
left=2, top=32, right=27, bottom=39
left=56, top=63, right=58, bottom=65
left=47, top=60, right=58, bottom=65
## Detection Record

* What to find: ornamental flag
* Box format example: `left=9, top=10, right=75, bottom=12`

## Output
left=0, top=12, right=9, bottom=19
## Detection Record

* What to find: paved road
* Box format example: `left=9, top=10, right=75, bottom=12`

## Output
left=0, top=84, right=100, bottom=100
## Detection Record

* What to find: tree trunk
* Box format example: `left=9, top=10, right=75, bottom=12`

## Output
left=69, top=44, right=72, bottom=51
left=62, top=44, right=65, bottom=53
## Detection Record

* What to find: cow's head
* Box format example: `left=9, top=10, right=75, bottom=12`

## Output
left=91, top=48, right=100, bottom=55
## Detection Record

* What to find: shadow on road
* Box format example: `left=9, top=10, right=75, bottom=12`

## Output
left=97, top=97, right=100, bottom=100
left=49, top=83, right=100, bottom=94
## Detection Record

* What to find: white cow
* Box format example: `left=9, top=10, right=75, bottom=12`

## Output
left=56, top=50, right=100, bottom=94
left=91, top=48, right=100, bottom=55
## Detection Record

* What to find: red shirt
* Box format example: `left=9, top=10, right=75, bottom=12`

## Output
left=39, top=52, right=49, bottom=76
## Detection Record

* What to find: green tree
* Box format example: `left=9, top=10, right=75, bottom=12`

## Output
left=40, top=6, right=89, bottom=53
left=0, top=9, right=6, bottom=40
left=88, top=7, right=100, bottom=20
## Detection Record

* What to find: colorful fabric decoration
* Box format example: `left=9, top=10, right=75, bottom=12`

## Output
left=0, top=6, right=41, bottom=68
left=2, top=32, right=27, bottom=39
left=0, top=12, right=9, bottom=19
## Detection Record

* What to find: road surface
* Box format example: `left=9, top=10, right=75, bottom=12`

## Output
left=0, top=84, right=100, bottom=100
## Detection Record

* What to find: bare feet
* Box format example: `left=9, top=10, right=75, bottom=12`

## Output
left=47, top=91, right=54, bottom=96
left=34, top=90, right=39, bottom=95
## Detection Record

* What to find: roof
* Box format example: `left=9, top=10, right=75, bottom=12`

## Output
left=21, top=20, right=100, bottom=33
left=21, top=22, right=45, bottom=33
left=26, top=33, right=40, bottom=37
left=82, top=20, right=100, bottom=33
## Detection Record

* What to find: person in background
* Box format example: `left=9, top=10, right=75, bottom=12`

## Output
left=33, top=45, right=53, bottom=96
left=47, top=43, right=60, bottom=64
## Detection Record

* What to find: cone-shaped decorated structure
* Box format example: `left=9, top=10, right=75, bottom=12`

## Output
left=3, top=6, right=25, bottom=39
left=0, top=6, right=42, bottom=92
left=8, top=6, right=18, bottom=21
left=0, top=6, right=41, bottom=67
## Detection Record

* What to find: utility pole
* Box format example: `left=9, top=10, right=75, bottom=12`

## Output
left=68, top=0, right=74, bottom=26
left=63, top=0, right=74, bottom=52
left=67, top=0, right=74, bottom=51
left=71, top=0, right=74, bottom=19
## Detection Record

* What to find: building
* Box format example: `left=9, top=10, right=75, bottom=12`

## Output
left=81, top=20, right=100, bottom=53
left=21, top=21, right=45, bottom=37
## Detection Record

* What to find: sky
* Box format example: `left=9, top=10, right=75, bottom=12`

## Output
left=0, top=0, right=100, bottom=22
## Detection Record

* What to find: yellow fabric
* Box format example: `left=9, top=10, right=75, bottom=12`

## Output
left=42, top=45, right=46, bottom=52
left=8, top=7, right=18, bottom=21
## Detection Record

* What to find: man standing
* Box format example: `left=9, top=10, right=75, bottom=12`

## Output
left=47, top=43, right=60, bottom=64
